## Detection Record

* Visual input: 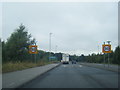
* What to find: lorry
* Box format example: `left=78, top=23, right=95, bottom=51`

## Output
left=61, top=53, right=69, bottom=64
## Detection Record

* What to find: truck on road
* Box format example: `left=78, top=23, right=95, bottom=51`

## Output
left=61, top=53, right=69, bottom=64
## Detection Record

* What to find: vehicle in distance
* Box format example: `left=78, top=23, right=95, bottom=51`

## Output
left=61, top=53, right=69, bottom=64
left=72, top=60, right=76, bottom=64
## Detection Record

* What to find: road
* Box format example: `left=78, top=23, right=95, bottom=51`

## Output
left=21, top=63, right=118, bottom=88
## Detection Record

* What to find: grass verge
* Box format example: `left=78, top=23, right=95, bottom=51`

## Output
left=2, top=60, right=59, bottom=73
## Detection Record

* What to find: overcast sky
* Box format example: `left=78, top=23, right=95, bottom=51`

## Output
left=2, top=2, right=118, bottom=55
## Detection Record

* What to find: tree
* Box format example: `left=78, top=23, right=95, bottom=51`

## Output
left=55, top=53, right=62, bottom=61
left=0, top=39, right=1, bottom=53
left=113, top=46, right=120, bottom=64
left=4, top=24, right=32, bottom=62
left=2, top=40, right=6, bottom=62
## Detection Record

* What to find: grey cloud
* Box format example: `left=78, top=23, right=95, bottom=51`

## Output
left=2, top=2, right=118, bottom=55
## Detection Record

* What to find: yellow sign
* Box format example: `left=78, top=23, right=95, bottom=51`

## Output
left=102, top=44, right=111, bottom=53
left=29, top=45, right=38, bottom=54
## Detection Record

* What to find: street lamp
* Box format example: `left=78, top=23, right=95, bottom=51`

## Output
left=107, top=41, right=111, bottom=45
left=104, top=42, right=105, bottom=45
left=55, top=45, right=58, bottom=53
left=97, top=45, right=100, bottom=54
left=55, top=45, right=58, bottom=61
left=49, top=33, right=52, bottom=61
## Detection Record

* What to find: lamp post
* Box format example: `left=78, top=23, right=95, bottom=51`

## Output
left=98, top=45, right=100, bottom=54
left=55, top=45, right=58, bottom=53
left=107, top=41, right=111, bottom=45
left=55, top=45, right=58, bottom=61
left=49, top=33, right=52, bottom=62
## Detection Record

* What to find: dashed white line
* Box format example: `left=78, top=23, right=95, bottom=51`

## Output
left=63, top=65, right=67, bottom=67
left=79, top=65, right=82, bottom=67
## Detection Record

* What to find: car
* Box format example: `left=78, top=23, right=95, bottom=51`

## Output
left=72, top=60, right=76, bottom=64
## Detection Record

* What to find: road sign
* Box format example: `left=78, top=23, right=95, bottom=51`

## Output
left=49, top=56, right=57, bottom=59
left=29, top=45, right=38, bottom=54
left=102, top=44, right=111, bottom=53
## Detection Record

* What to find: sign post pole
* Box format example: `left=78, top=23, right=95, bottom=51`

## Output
left=29, top=45, right=38, bottom=63
left=108, top=53, right=109, bottom=68
left=107, top=41, right=111, bottom=68
left=34, top=54, right=36, bottom=64
left=104, top=53, right=105, bottom=68
left=103, top=42, right=105, bottom=68
left=102, top=43, right=111, bottom=68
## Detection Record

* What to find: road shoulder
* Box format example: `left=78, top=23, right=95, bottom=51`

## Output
left=2, top=63, right=60, bottom=89
left=79, top=62, right=119, bottom=72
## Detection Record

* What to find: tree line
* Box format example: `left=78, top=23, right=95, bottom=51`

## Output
left=71, top=46, right=120, bottom=64
left=1, top=24, right=120, bottom=65
left=1, top=24, right=62, bottom=63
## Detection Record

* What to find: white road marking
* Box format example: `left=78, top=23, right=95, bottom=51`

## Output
left=63, top=65, right=67, bottom=67
left=79, top=65, right=82, bottom=67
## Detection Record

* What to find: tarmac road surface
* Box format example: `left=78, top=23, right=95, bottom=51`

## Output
left=21, top=63, right=118, bottom=88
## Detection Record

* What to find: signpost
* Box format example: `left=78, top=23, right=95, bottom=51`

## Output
left=29, top=45, right=38, bottom=54
left=49, top=56, right=57, bottom=60
left=29, top=45, right=38, bottom=63
left=102, top=44, right=111, bottom=53
left=102, top=43, right=111, bottom=68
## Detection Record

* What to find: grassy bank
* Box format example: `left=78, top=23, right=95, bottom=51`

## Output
left=2, top=60, right=59, bottom=73
left=79, top=62, right=120, bottom=66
